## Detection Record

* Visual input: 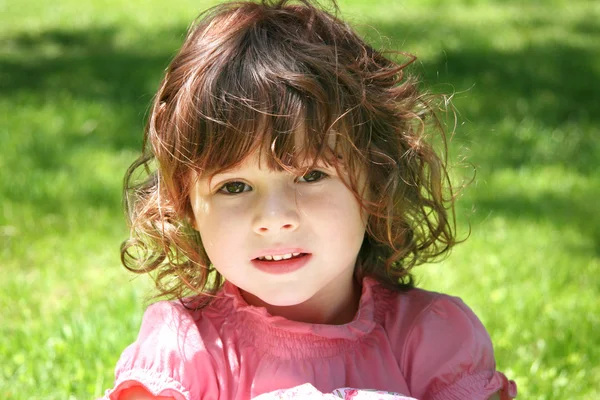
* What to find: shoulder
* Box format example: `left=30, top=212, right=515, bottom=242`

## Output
left=395, top=289, right=495, bottom=372
left=373, top=283, right=486, bottom=339
left=102, top=297, right=230, bottom=400
left=136, top=300, right=200, bottom=339
left=373, top=284, right=456, bottom=339
left=136, top=297, right=230, bottom=343
left=372, top=284, right=516, bottom=399
left=405, top=288, right=491, bottom=352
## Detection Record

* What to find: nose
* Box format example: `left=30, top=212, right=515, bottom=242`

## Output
left=252, top=184, right=300, bottom=235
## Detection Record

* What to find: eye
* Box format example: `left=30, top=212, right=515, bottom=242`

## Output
left=297, top=170, right=328, bottom=183
left=217, top=181, right=252, bottom=194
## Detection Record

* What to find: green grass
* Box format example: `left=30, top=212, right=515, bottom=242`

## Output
left=1, top=0, right=599, bottom=398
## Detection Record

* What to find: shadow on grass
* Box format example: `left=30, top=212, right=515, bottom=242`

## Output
left=1, top=25, right=187, bottom=150
left=0, top=26, right=189, bottom=212
left=374, top=18, right=600, bottom=175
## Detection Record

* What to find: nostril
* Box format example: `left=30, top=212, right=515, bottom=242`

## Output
left=254, top=219, right=299, bottom=234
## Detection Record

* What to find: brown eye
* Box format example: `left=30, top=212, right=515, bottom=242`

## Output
left=218, top=181, right=251, bottom=194
left=298, top=170, right=328, bottom=183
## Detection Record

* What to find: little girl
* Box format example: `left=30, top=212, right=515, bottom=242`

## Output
left=103, top=0, right=517, bottom=399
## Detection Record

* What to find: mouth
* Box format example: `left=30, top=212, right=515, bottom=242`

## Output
left=250, top=252, right=312, bottom=274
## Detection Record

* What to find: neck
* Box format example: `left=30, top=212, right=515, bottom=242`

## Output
left=241, top=277, right=361, bottom=325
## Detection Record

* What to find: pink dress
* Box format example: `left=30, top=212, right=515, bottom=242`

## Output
left=102, top=277, right=517, bottom=400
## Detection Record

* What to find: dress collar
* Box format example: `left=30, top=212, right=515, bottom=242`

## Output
left=220, top=277, right=379, bottom=341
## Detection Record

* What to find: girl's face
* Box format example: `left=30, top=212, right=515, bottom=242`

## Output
left=189, top=147, right=368, bottom=323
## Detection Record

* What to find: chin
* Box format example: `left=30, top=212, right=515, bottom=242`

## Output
left=258, top=290, right=314, bottom=308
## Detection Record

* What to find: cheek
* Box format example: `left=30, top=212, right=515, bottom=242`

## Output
left=195, top=200, right=249, bottom=251
left=299, top=184, right=365, bottom=230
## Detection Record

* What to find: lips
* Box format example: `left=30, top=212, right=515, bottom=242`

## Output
left=250, top=252, right=312, bottom=275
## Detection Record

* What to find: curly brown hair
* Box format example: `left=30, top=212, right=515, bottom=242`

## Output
left=121, top=0, right=459, bottom=301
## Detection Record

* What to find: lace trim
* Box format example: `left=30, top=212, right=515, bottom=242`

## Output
left=103, top=369, right=190, bottom=400
left=429, top=370, right=517, bottom=400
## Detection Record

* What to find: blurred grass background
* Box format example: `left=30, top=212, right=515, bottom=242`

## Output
left=1, top=0, right=598, bottom=398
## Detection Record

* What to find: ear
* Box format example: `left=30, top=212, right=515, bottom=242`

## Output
left=189, top=215, right=199, bottom=231
left=186, top=203, right=199, bottom=230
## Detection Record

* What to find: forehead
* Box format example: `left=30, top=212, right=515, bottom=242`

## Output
left=207, top=128, right=342, bottom=176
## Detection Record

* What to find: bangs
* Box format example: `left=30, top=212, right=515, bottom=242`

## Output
left=153, top=2, right=370, bottom=180
left=191, top=85, right=342, bottom=177
left=188, top=33, right=350, bottom=175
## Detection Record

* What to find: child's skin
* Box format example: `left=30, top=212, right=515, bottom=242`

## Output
left=189, top=145, right=367, bottom=325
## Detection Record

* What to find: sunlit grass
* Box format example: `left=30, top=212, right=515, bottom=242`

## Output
left=1, top=0, right=598, bottom=398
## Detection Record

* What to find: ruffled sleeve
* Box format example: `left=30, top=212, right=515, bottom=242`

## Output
left=102, top=301, right=220, bottom=400
left=401, top=295, right=517, bottom=400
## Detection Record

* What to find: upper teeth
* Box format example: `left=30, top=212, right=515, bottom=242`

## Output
left=258, top=252, right=301, bottom=261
